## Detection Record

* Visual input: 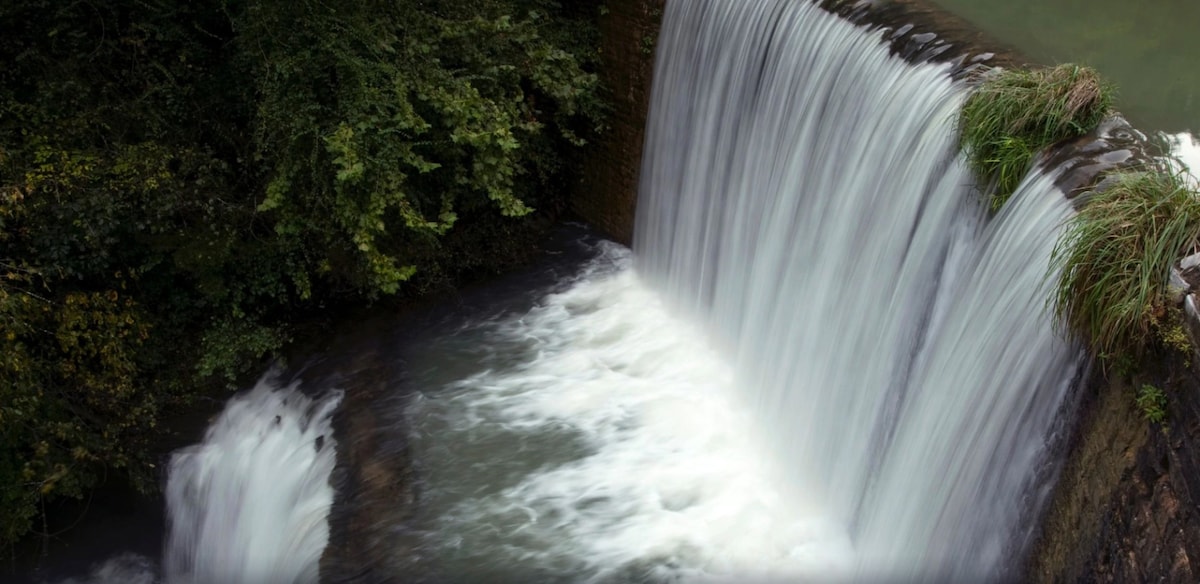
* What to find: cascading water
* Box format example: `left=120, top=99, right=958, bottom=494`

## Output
left=39, top=376, right=341, bottom=584
left=400, top=241, right=858, bottom=581
left=637, top=0, right=1083, bottom=579
left=162, top=376, right=341, bottom=584
left=44, top=1, right=1097, bottom=582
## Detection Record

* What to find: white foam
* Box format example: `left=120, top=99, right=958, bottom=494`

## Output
left=1164, top=130, right=1200, bottom=188
left=162, top=376, right=341, bottom=584
left=412, top=245, right=854, bottom=582
left=48, top=553, right=158, bottom=584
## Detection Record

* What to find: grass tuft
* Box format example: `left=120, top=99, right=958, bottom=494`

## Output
left=1051, top=168, right=1200, bottom=357
left=960, top=64, right=1113, bottom=210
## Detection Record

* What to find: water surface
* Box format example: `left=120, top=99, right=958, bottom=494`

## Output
left=931, top=0, right=1200, bottom=133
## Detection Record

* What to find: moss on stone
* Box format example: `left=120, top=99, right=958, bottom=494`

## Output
left=959, top=64, right=1113, bottom=210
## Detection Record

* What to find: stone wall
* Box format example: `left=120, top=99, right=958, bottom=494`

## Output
left=571, top=0, right=665, bottom=245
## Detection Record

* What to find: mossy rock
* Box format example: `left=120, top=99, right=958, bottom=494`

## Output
left=960, top=64, right=1113, bottom=210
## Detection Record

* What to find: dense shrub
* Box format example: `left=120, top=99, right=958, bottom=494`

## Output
left=0, top=0, right=603, bottom=546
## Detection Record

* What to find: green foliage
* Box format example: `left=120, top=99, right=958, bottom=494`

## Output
left=0, top=0, right=603, bottom=548
left=1050, top=169, right=1200, bottom=357
left=196, top=317, right=290, bottom=385
left=1154, top=307, right=1193, bottom=360
left=959, top=64, right=1113, bottom=210
left=1, top=278, right=154, bottom=543
left=242, top=0, right=604, bottom=296
left=642, top=34, right=657, bottom=55
left=1100, top=351, right=1139, bottom=379
left=1135, top=383, right=1168, bottom=424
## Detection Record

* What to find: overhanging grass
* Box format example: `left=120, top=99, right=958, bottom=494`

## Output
left=960, top=64, right=1113, bottom=210
left=1051, top=169, right=1200, bottom=357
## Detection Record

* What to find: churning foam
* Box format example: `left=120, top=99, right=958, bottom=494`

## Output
left=407, top=243, right=855, bottom=582
left=636, top=0, right=1082, bottom=579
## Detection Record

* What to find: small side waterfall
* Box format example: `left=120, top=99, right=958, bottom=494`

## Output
left=162, top=376, right=341, bottom=584
left=637, top=0, right=1082, bottom=579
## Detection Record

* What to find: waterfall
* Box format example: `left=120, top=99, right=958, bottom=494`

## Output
left=162, top=376, right=341, bottom=584
left=62, top=2, right=1093, bottom=582
left=636, top=0, right=1082, bottom=579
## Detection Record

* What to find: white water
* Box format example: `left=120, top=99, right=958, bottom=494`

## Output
left=406, top=242, right=856, bottom=581
left=47, top=554, right=157, bottom=584
left=48, top=1, right=1096, bottom=581
left=636, top=0, right=1081, bottom=579
left=1165, top=130, right=1200, bottom=187
left=162, top=376, right=341, bottom=584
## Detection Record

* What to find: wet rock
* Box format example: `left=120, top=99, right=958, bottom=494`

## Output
left=818, top=0, right=1024, bottom=76
left=1178, top=252, right=1200, bottom=292
left=1026, top=354, right=1200, bottom=583
left=276, top=323, right=420, bottom=584
left=318, top=353, right=419, bottom=584
left=1041, top=115, right=1155, bottom=200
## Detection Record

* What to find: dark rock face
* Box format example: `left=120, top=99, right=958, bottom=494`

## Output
left=1028, top=253, right=1200, bottom=582
left=820, top=0, right=1023, bottom=75
left=1042, top=115, right=1156, bottom=201
left=1026, top=356, right=1200, bottom=584
left=1024, top=218, right=1200, bottom=582
left=285, top=319, right=419, bottom=584
left=571, top=0, right=664, bottom=245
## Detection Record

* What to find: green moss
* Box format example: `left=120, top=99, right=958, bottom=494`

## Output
left=1051, top=169, right=1200, bottom=357
left=1159, top=322, right=1192, bottom=356
left=1150, top=304, right=1194, bottom=368
left=959, top=64, right=1113, bottom=210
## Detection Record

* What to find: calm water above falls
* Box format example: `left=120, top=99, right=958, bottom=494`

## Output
left=932, top=0, right=1200, bottom=135
left=930, top=0, right=1200, bottom=176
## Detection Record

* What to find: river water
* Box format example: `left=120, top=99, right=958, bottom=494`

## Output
left=931, top=0, right=1200, bottom=134
left=928, top=0, right=1200, bottom=174
left=13, top=0, right=1200, bottom=583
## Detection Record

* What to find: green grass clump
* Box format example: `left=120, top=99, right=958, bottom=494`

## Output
left=1051, top=169, right=1200, bottom=357
left=960, top=64, right=1113, bottom=210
